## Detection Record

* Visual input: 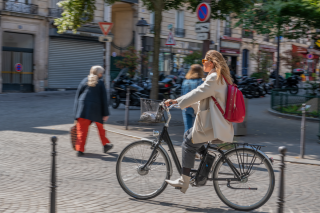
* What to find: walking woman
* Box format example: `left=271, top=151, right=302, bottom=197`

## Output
left=164, top=50, right=234, bottom=193
left=181, top=64, right=203, bottom=133
left=74, top=65, right=113, bottom=157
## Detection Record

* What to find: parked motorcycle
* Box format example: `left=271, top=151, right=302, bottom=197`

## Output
left=111, top=68, right=149, bottom=109
left=237, top=77, right=266, bottom=99
left=269, top=73, right=300, bottom=94
left=257, top=78, right=272, bottom=95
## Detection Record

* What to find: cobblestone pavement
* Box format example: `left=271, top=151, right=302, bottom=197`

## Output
left=1, top=92, right=320, bottom=212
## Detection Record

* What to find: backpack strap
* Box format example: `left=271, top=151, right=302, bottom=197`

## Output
left=211, top=96, right=225, bottom=115
left=210, top=74, right=229, bottom=115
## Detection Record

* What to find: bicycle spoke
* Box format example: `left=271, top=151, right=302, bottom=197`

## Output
left=118, top=142, right=169, bottom=198
left=214, top=149, right=274, bottom=210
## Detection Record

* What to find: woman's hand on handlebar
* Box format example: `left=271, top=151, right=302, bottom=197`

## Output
left=164, top=99, right=178, bottom=107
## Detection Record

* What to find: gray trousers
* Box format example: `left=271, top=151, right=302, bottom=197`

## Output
left=182, top=128, right=206, bottom=168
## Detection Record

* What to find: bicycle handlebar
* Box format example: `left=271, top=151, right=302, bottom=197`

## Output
left=159, top=101, right=180, bottom=127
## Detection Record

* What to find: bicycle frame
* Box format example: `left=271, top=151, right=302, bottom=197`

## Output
left=141, top=104, right=267, bottom=184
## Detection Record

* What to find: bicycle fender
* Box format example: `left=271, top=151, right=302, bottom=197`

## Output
left=224, top=146, right=273, bottom=166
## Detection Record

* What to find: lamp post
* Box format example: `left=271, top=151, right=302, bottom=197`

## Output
left=136, top=18, right=149, bottom=80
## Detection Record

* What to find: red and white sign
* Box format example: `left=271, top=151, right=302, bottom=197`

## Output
left=221, top=36, right=242, bottom=42
left=165, top=31, right=176, bottom=45
left=196, top=3, right=211, bottom=22
left=15, top=63, right=23, bottom=72
left=220, top=48, right=240, bottom=54
left=307, top=54, right=314, bottom=59
left=98, top=22, right=113, bottom=36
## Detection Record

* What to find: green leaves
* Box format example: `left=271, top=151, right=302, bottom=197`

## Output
left=183, top=51, right=202, bottom=65
left=54, top=0, right=96, bottom=33
left=235, top=0, right=320, bottom=39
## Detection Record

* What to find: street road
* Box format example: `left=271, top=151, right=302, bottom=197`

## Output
left=0, top=91, right=319, bottom=212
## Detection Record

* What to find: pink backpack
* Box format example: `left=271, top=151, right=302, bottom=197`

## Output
left=211, top=76, right=246, bottom=123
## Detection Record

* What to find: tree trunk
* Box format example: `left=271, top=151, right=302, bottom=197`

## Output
left=150, top=0, right=163, bottom=100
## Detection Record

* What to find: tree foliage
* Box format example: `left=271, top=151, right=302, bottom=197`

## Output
left=250, top=50, right=272, bottom=81
left=183, top=51, right=202, bottom=66
left=115, top=46, right=148, bottom=77
left=235, top=0, right=320, bottom=39
left=280, top=50, right=305, bottom=71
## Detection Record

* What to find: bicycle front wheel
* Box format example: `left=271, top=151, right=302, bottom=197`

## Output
left=116, top=140, right=170, bottom=200
left=213, top=148, right=275, bottom=211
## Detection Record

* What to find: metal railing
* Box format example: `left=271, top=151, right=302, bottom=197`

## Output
left=48, top=8, right=63, bottom=17
left=224, top=28, right=232, bottom=37
left=3, top=0, right=38, bottom=14
left=175, top=28, right=185, bottom=38
left=242, top=29, right=254, bottom=39
left=271, top=89, right=320, bottom=118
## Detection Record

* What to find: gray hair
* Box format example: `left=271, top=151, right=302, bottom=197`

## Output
left=87, top=65, right=104, bottom=87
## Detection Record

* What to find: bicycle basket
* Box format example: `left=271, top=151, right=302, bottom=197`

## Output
left=140, top=98, right=164, bottom=123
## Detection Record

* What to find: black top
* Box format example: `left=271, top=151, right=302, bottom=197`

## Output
left=74, top=77, right=110, bottom=124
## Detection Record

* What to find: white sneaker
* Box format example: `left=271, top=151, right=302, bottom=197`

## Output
left=165, top=175, right=191, bottom=193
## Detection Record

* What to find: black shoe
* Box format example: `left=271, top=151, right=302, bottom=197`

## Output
left=77, top=151, right=84, bottom=157
left=104, top=144, right=113, bottom=153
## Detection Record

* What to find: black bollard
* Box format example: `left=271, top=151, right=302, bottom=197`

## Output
left=50, top=136, right=57, bottom=213
left=277, top=146, right=287, bottom=213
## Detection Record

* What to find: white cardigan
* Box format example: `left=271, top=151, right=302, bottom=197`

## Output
left=176, top=72, right=234, bottom=144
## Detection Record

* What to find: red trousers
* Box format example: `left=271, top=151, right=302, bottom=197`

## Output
left=75, top=118, right=110, bottom=152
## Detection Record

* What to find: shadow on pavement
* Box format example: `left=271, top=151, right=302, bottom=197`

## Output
left=81, top=152, right=118, bottom=161
left=129, top=198, right=266, bottom=213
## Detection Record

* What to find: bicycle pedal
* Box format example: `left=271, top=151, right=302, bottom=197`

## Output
left=175, top=187, right=182, bottom=190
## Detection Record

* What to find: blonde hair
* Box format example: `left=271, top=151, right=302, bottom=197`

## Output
left=185, top=64, right=204, bottom=79
left=87, top=65, right=104, bottom=87
left=205, top=50, right=233, bottom=85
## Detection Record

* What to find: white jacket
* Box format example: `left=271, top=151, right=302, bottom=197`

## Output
left=176, top=72, right=234, bottom=144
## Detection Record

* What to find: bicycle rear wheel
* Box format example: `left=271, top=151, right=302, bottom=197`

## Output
left=116, top=140, right=170, bottom=199
left=213, top=148, right=275, bottom=211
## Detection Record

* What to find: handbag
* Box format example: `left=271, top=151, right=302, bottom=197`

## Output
left=70, top=122, right=77, bottom=150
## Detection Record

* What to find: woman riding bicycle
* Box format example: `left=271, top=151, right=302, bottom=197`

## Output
left=165, top=50, right=234, bottom=193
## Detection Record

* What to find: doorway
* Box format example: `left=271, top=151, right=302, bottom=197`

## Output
left=1, top=32, right=34, bottom=92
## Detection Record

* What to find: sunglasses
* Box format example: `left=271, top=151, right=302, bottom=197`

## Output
left=202, top=59, right=208, bottom=64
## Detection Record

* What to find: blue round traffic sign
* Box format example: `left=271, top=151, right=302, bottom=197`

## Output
left=15, top=63, right=23, bottom=72
left=196, top=3, right=211, bottom=22
left=307, top=54, right=314, bottom=60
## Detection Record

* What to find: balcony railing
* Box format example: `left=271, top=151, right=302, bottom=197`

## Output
left=242, top=29, right=254, bottom=39
left=224, top=28, right=232, bottom=37
left=175, top=28, right=185, bottom=38
left=3, top=0, right=38, bottom=14
left=48, top=8, right=63, bottom=17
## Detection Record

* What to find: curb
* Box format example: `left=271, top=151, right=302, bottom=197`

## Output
left=106, top=126, right=320, bottom=166
left=268, top=108, right=319, bottom=122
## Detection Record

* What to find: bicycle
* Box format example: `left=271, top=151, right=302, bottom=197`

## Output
left=116, top=101, right=275, bottom=211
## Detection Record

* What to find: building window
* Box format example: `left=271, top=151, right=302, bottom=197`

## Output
left=264, top=34, right=270, bottom=42
left=242, top=29, right=254, bottom=39
left=149, top=12, right=155, bottom=33
left=224, top=16, right=232, bottom=37
left=175, top=10, right=185, bottom=37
